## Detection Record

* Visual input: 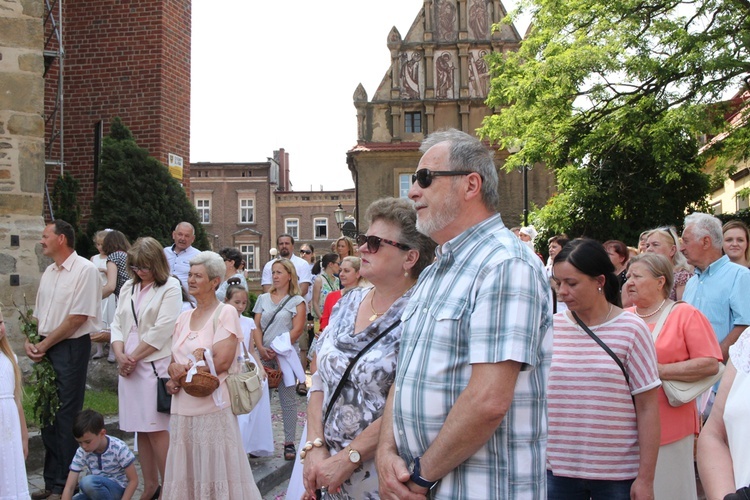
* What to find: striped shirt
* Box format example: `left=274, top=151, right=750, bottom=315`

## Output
left=393, top=214, right=552, bottom=499
left=546, top=311, right=660, bottom=480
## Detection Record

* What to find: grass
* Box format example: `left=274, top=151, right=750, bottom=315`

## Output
left=23, top=389, right=119, bottom=429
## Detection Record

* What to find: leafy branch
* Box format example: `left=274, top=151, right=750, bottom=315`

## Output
left=14, top=298, right=60, bottom=428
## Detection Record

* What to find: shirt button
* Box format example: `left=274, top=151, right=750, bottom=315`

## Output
left=423, top=308, right=428, bottom=313
left=399, top=430, right=404, bottom=436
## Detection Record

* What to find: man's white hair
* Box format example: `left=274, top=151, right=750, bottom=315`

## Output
left=684, top=212, right=723, bottom=249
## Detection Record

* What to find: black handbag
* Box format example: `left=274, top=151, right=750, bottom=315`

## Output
left=152, top=362, right=172, bottom=414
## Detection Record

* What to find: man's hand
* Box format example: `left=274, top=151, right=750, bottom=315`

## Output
left=376, top=448, right=427, bottom=500
left=24, top=340, right=46, bottom=363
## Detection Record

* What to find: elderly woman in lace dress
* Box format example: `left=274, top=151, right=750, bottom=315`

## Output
left=301, top=198, right=436, bottom=499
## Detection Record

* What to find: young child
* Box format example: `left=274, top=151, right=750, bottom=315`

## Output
left=224, top=285, right=274, bottom=457
left=0, top=309, right=30, bottom=499
left=62, top=409, right=138, bottom=500
left=90, top=230, right=117, bottom=361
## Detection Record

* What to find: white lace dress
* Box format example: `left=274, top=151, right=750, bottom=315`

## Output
left=0, top=352, right=29, bottom=500
left=726, top=328, right=750, bottom=489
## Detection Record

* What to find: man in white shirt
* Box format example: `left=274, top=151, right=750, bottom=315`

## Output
left=261, top=234, right=312, bottom=296
left=26, top=220, right=101, bottom=499
left=163, top=222, right=200, bottom=292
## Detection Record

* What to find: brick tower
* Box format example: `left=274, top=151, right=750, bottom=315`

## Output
left=44, top=0, right=192, bottom=222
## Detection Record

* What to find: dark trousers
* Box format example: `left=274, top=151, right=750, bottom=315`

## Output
left=41, top=335, right=91, bottom=493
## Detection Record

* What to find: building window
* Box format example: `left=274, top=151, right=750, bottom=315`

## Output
left=737, top=194, right=749, bottom=211
left=285, top=218, right=299, bottom=240
left=314, top=218, right=328, bottom=240
left=710, top=201, right=723, bottom=215
left=196, top=199, right=211, bottom=223
left=240, top=244, right=257, bottom=271
left=399, top=174, right=412, bottom=198
left=239, top=198, right=254, bottom=224
left=405, top=112, right=422, bottom=133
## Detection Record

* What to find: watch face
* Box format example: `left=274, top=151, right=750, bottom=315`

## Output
left=349, top=450, right=361, bottom=463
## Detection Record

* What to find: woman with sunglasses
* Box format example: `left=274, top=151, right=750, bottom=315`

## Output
left=110, top=237, right=183, bottom=499
left=215, top=247, right=247, bottom=302
left=644, top=227, right=693, bottom=301
left=301, top=197, right=436, bottom=499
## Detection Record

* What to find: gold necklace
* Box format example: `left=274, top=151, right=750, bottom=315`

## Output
left=586, top=303, right=614, bottom=333
left=369, top=289, right=384, bottom=322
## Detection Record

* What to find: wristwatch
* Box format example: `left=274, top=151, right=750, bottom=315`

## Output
left=347, top=446, right=362, bottom=465
left=410, top=456, right=438, bottom=490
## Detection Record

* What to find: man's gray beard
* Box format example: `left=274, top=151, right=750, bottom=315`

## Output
left=416, top=197, right=459, bottom=237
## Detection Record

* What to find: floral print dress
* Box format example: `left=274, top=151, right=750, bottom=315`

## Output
left=315, top=286, right=411, bottom=499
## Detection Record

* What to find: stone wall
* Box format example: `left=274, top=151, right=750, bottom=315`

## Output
left=0, top=0, right=47, bottom=355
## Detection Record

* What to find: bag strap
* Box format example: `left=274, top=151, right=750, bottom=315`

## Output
left=260, top=295, right=293, bottom=332
left=150, top=361, right=159, bottom=378
left=130, top=297, right=139, bottom=328
left=323, top=319, right=401, bottom=425
left=651, top=300, right=683, bottom=342
left=571, top=311, right=633, bottom=395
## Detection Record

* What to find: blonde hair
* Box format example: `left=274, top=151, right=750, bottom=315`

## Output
left=0, top=311, right=23, bottom=400
left=646, top=227, right=691, bottom=272
left=270, top=259, right=301, bottom=297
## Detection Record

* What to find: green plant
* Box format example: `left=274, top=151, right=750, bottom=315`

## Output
left=23, top=389, right=119, bottom=429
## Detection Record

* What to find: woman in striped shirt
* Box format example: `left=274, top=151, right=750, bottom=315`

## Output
left=548, top=238, right=661, bottom=500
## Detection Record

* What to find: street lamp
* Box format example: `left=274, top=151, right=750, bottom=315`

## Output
left=507, top=143, right=529, bottom=226
left=334, top=203, right=346, bottom=233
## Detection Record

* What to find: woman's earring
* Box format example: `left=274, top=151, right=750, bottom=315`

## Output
left=404, top=271, right=409, bottom=277
left=598, top=287, right=603, bottom=294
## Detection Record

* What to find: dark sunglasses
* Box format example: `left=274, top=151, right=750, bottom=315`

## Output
left=356, top=234, right=410, bottom=253
left=129, top=266, right=151, bottom=273
left=299, top=249, right=312, bottom=255
left=411, top=168, right=477, bottom=188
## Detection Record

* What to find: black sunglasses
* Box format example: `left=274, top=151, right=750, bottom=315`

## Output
left=356, top=234, right=411, bottom=253
left=299, top=249, right=312, bottom=255
left=411, top=168, right=477, bottom=188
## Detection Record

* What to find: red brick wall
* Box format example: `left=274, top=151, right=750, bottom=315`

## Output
left=44, top=0, right=191, bottom=222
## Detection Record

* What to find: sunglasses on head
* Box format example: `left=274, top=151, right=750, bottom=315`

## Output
left=356, top=234, right=411, bottom=253
left=411, top=168, right=478, bottom=188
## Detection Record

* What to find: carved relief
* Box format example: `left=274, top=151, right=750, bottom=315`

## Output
left=400, top=51, right=423, bottom=99
left=468, top=49, right=490, bottom=98
left=468, top=0, right=490, bottom=39
left=436, top=0, right=457, bottom=41
left=435, top=51, right=457, bottom=99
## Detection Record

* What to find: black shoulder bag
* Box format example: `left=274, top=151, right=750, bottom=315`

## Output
left=323, top=319, right=401, bottom=425
left=571, top=311, right=634, bottom=403
left=131, top=296, right=172, bottom=414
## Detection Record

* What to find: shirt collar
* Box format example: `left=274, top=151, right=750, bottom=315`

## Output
left=694, top=254, right=730, bottom=277
left=170, top=244, right=193, bottom=255
left=436, top=213, right=502, bottom=259
left=56, top=251, right=79, bottom=272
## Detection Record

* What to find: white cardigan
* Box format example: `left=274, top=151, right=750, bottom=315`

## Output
left=109, top=276, right=183, bottom=362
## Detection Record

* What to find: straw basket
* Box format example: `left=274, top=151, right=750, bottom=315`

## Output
left=179, top=371, right=219, bottom=397
left=265, top=366, right=282, bottom=389
left=90, top=329, right=111, bottom=343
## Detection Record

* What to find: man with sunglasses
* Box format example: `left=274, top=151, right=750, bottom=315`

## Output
left=377, top=129, right=552, bottom=499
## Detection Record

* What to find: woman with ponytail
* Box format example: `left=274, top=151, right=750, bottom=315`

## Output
left=546, top=239, right=661, bottom=500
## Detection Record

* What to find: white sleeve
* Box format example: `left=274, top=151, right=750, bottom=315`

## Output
left=260, top=261, right=272, bottom=286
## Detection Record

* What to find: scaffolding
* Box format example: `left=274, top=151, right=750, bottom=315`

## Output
left=43, top=0, right=63, bottom=218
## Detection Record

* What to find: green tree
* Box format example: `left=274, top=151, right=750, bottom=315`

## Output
left=89, top=118, right=209, bottom=249
left=480, top=0, right=746, bottom=237
left=51, top=172, right=94, bottom=255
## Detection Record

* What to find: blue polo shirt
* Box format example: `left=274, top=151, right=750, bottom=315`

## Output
left=683, top=255, right=750, bottom=343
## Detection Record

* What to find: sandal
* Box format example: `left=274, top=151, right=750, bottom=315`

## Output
left=284, top=443, right=296, bottom=461
left=296, top=382, right=308, bottom=396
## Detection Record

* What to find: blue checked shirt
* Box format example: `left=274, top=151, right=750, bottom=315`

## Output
left=393, top=214, right=552, bottom=499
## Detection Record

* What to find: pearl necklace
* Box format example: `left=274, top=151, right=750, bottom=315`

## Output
left=635, top=299, right=667, bottom=318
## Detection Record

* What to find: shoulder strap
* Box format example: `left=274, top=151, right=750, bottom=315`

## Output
left=571, top=311, right=632, bottom=393
left=324, top=319, right=401, bottom=425
left=260, top=295, right=293, bottom=332
left=651, top=300, right=682, bottom=342
left=212, top=303, right=225, bottom=332
left=130, top=296, right=138, bottom=327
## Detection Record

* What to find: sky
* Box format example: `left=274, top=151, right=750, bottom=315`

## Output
left=190, top=1, right=526, bottom=192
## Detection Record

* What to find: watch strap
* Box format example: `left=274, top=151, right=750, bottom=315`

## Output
left=410, top=456, right=438, bottom=489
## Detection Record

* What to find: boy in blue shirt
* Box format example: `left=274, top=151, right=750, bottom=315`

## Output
left=62, top=410, right=138, bottom=500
